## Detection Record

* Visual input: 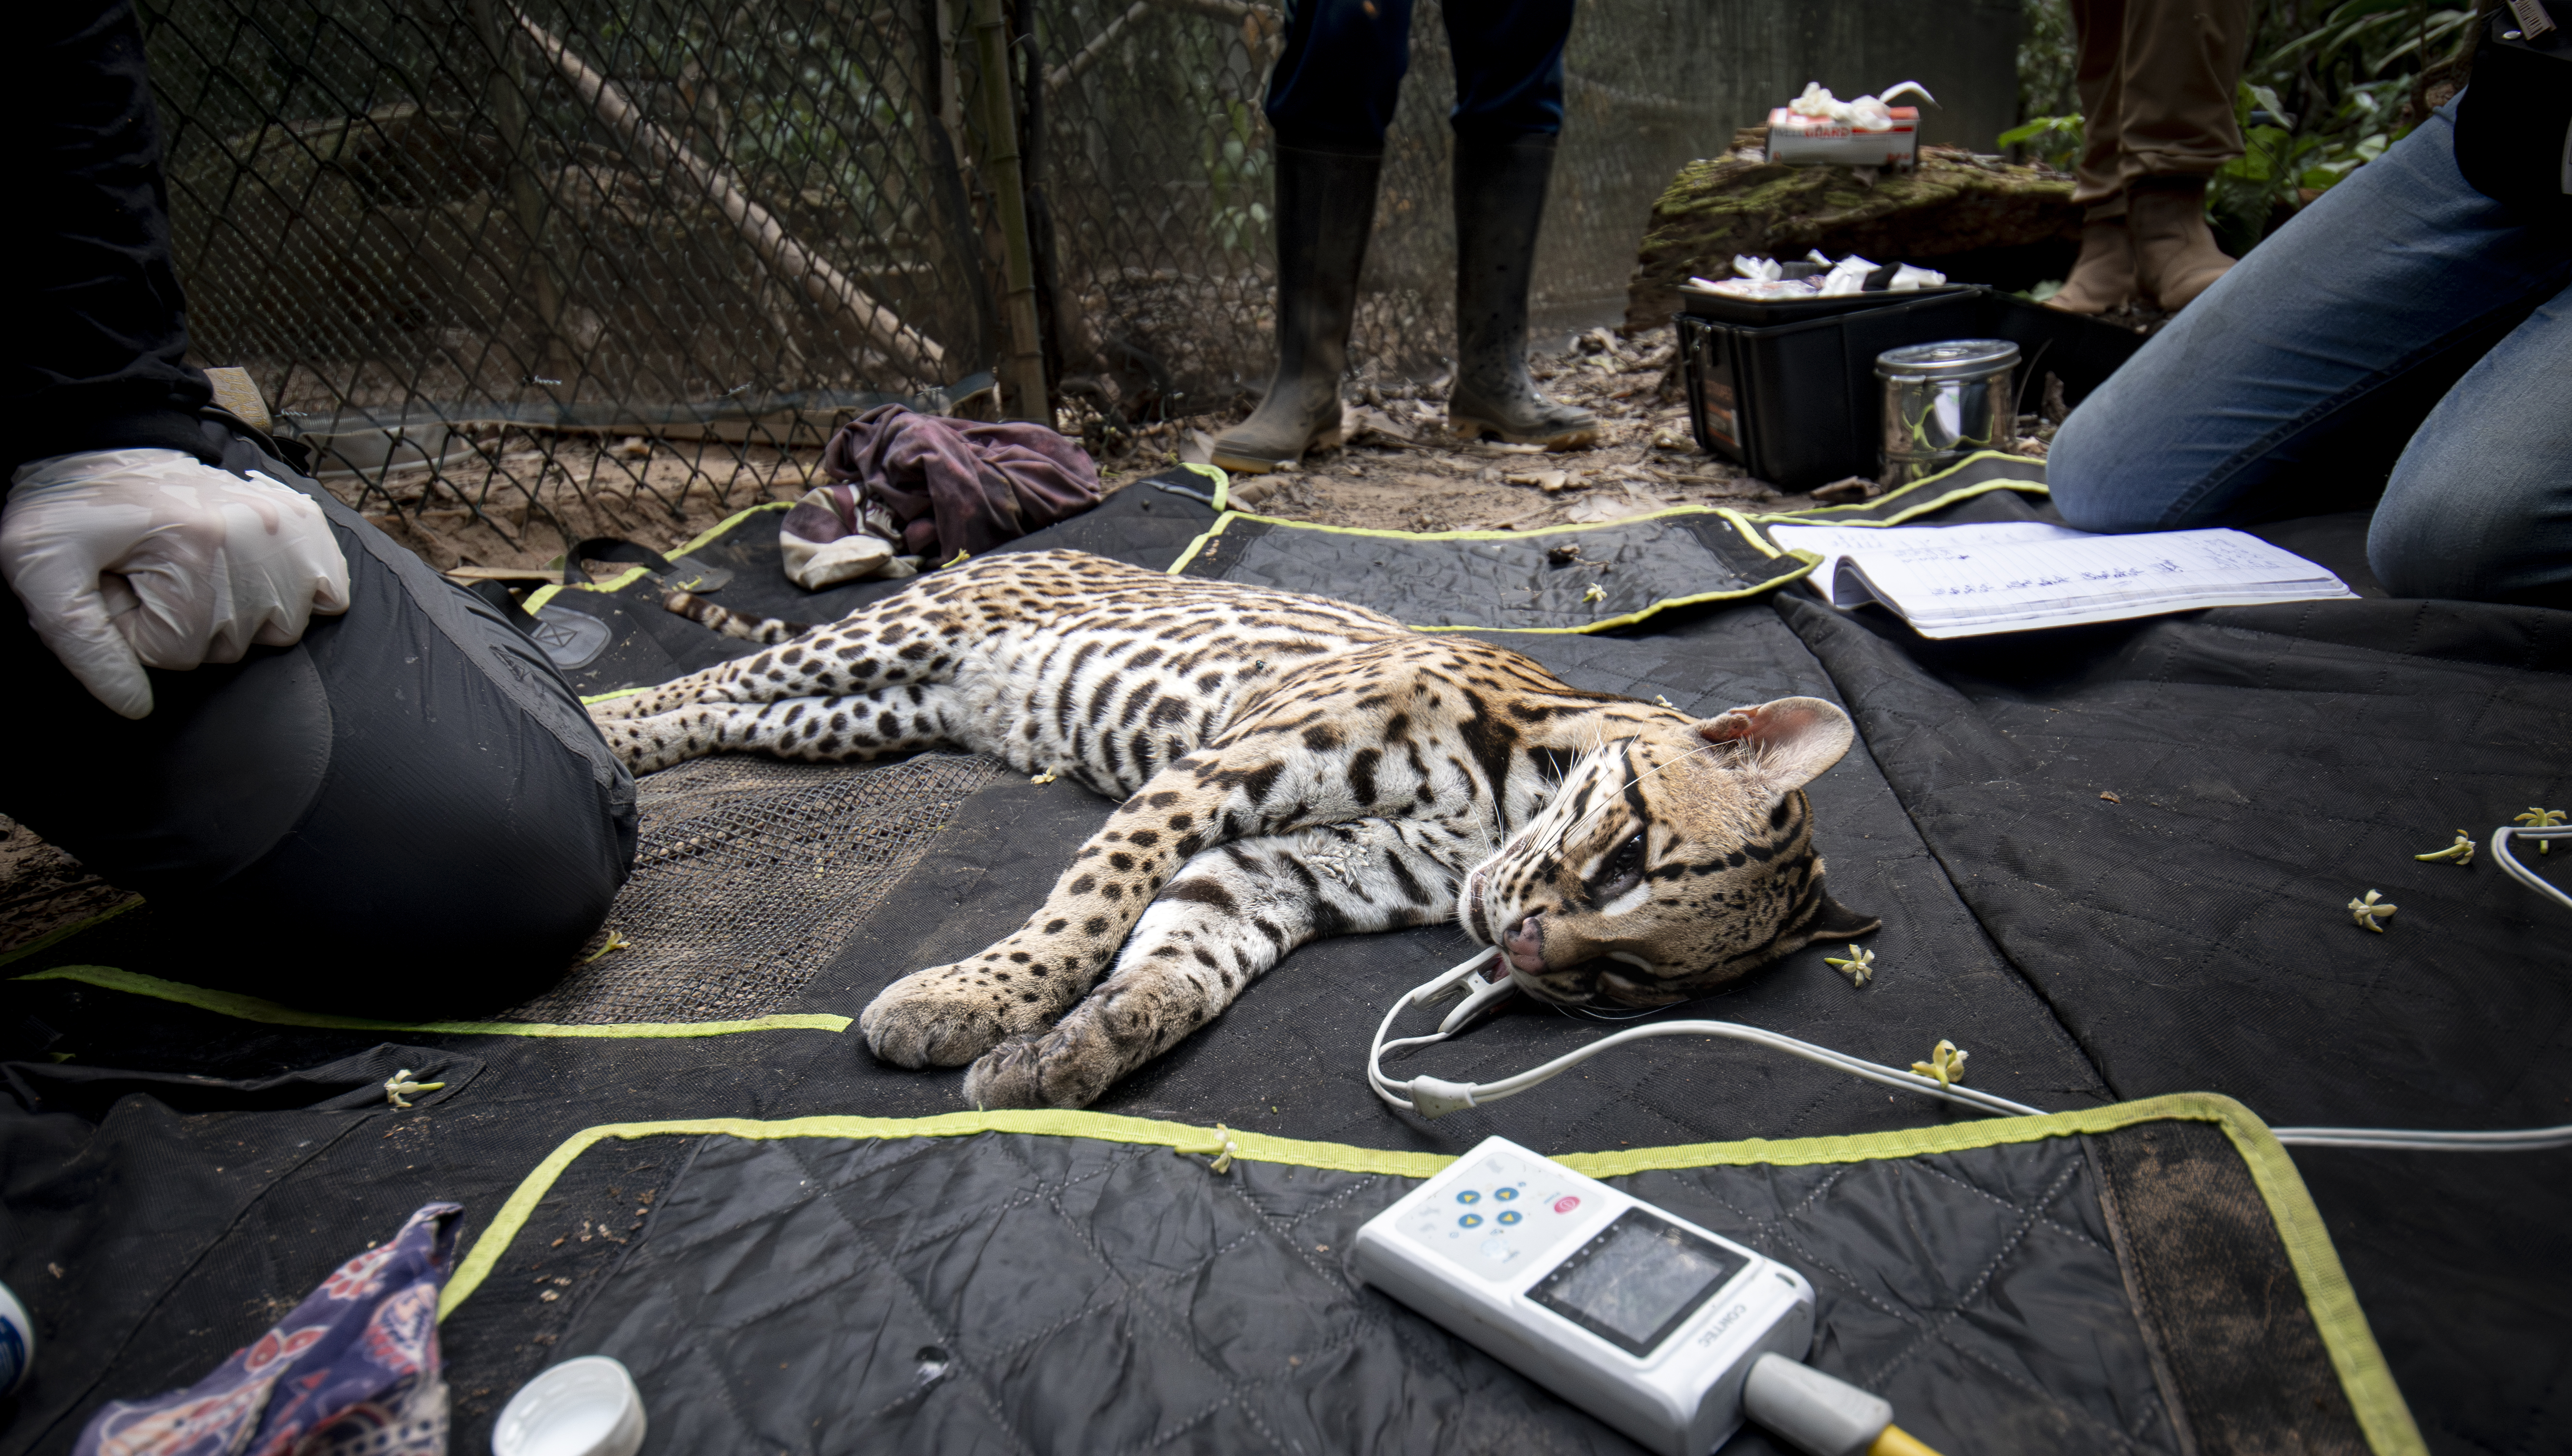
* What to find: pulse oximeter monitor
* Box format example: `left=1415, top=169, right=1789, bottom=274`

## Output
left=1352, top=1136, right=1814, bottom=1456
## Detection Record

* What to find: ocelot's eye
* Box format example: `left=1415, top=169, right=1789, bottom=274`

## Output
left=1597, top=830, right=1647, bottom=897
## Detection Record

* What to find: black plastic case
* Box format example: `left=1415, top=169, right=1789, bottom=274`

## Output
left=1676, top=287, right=2149, bottom=490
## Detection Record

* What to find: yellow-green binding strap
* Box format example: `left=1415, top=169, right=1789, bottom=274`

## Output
left=1178, top=461, right=1229, bottom=512
left=1166, top=451, right=2047, bottom=581
left=1163, top=507, right=1821, bottom=635
left=1158, top=453, right=2046, bottom=635
left=1736, top=450, right=2048, bottom=526
left=435, top=1093, right=2417, bottom=1454
left=14, top=966, right=849, bottom=1039
left=526, top=500, right=792, bottom=613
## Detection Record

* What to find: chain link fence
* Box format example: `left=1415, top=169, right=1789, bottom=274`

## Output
left=139, top=0, right=2015, bottom=548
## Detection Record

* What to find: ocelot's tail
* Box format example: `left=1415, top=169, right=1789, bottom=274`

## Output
left=663, top=591, right=813, bottom=644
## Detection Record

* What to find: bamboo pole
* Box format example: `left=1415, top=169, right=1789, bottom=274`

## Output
left=513, top=13, right=947, bottom=383
left=967, top=0, right=1049, bottom=420
left=467, top=0, right=572, bottom=388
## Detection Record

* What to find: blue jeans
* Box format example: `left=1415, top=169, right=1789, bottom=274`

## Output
left=1265, top=0, right=1575, bottom=150
left=2048, top=103, right=2572, bottom=606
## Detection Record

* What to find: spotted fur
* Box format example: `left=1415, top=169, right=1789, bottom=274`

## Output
left=589, top=549, right=1879, bottom=1108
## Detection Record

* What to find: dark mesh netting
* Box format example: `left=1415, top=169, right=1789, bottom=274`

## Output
left=510, top=752, right=1005, bottom=1024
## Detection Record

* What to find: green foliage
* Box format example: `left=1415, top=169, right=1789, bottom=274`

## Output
left=1997, top=113, right=2084, bottom=172
left=1204, top=96, right=1269, bottom=256
left=2012, top=0, right=2479, bottom=252
left=2267, top=0, right=2477, bottom=77
left=2016, top=0, right=2080, bottom=123
left=2208, top=0, right=2472, bottom=249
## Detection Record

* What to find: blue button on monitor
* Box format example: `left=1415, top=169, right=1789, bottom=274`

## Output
left=1498, top=1210, right=1522, bottom=1225
left=1456, top=1190, right=1480, bottom=1204
left=1459, top=1214, right=1483, bottom=1228
left=1494, top=1187, right=1518, bottom=1201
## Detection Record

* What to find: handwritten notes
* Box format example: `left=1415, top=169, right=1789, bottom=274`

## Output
left=1766, top=521, right=2356, bottom=637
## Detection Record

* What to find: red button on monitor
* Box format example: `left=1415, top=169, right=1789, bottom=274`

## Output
left=1553, top=1195, right=1579, bottom=1215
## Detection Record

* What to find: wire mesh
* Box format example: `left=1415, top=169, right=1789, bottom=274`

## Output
left=135, top=0, right=1852, bottom=547
left=507, top=751, right=1005, bottom=1024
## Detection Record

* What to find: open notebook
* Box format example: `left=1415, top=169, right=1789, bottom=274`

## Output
left=1766, top=520, right=2357, bottom=637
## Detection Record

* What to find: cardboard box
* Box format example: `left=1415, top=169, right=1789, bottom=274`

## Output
left=1764, top=107, right=1919, bottom=168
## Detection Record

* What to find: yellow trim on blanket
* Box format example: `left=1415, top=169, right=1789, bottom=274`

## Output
left=13, top=966, right=850, bottom=1039
left=1734, top=451, right=2050, bottom=527
left=1159, top=453, right=2046, bottom=635
left=1162, top=509, right=1239, bottom=574
left=526, top=500, right=793, bottom=613
left=434, top=1093, right=2416, bottom=1454
left=1163, top=508, right=1819, bottom=635
left=1718, top=508, right=1786, bottom=557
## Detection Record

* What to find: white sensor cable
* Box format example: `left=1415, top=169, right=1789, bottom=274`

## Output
left=1371, top=923, right=2572, bottom=1151
left=1369, top=947, right=2045, bottom=1122
left=2264, top=1122, right=2572, bottom=1152
left=2493, top=822, right=2572, bottom=913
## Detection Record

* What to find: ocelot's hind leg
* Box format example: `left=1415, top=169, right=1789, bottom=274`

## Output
left=597, top=682, right=969, bottom=773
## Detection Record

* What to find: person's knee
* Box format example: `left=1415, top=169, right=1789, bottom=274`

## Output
left=2046, top=390, right=2175, bottom=534
left=2367, top=498, right=2506, bottom=602
left=2367, top=323, right=2572, bottom=605
left=2367, top=456, right=2572, bottom=606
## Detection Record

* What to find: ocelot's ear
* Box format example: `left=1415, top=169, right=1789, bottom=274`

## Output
left=1696, top=696, right=1856, bottom=795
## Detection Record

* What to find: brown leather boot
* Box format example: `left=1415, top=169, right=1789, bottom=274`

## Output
left=2045, top=213, right=2136, bottom=314
left=2128, top=176, right=2234, bottom=311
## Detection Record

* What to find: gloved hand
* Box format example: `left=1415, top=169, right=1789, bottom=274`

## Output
left=2, top=448, right=352, bottom=719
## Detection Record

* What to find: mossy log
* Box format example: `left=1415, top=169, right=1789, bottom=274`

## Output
left=1625, top=130, right=2082, bottom=332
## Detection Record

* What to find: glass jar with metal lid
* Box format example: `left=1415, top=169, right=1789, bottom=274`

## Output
left=1875, top=339, right=2019, bottom=490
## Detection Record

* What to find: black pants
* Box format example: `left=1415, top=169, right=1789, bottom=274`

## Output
left=0, top=420, right=637, bottom=1018
left=1264, top=0, right=1577, bottom=150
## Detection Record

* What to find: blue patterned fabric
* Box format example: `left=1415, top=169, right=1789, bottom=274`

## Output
left=74, top=1203, right=460, bottom=1456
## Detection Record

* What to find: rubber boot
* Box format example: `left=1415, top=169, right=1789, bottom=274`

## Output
left=2128, top=175, right=2234, bottom=311
left=1446, top=133, right=1599, bottom=450
left=2045, top=208, right=2137, bottom=315
left=1210, top=145, right=1383, bottom=474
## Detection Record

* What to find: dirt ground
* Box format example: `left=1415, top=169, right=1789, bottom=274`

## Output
left=0, top=322, right=2063, bottom=955
left=323, top=320, right=2066, bottom=579
left=1096, top=321, right=2051, bottom=527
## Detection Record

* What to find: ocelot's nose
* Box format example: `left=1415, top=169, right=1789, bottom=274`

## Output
left=1503, top=912, right=1546, bottom=975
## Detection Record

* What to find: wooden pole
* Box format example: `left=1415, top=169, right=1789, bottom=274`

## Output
left=514, top=13, right=948, bottom=383
left=968, top=0, right=1049, bottom=420
left=467, top=0, right=572, bottom=388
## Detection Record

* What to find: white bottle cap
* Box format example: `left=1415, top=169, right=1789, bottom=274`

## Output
left=494, top=1355, right=649, bottom=1456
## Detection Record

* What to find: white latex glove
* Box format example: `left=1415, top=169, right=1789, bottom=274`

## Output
left=2, top=448, right=352, bottom=719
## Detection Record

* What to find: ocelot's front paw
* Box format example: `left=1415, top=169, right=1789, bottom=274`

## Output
left=859, top=964, right=1020, bottom=1068
left=961, top=1017, right=1125, bottom=1110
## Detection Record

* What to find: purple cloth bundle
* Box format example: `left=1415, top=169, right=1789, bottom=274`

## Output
left=75, top=1203, right=462, bottom=1456
left=815, top=403, right=1100, bottom=561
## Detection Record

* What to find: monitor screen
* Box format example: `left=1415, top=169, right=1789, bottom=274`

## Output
left=1526, top=1209, right=1737, bottom=1356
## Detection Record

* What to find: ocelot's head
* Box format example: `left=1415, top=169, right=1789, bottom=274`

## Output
left=1459, top=697, right=1879, bottom=1006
